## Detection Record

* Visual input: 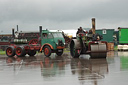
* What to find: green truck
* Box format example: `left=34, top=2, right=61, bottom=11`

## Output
left=6, top=26, right=65, bottom=57
left=40, top=29, right=65, bottom=57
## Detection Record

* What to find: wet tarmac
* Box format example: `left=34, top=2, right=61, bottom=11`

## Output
left=0, top=51, right=128, bottom=85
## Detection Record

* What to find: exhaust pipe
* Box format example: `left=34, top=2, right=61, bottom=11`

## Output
left=17, top=25, right=19, bottom=32
left=39, top=26, right=42, bottom=37
left=12, top=28, right=15, bottom=38
left=92, top=18, right=95, bottom=34
left=39, top=26, right=42, bottom=44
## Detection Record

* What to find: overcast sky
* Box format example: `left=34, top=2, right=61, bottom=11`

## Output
left=0, top=0, right=128, bottom=34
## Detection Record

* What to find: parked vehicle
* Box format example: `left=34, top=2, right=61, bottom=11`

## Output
left=6, top=26, right=65, bottom=57
left=0, top=36, right=12, bottom=51
left=117, top=27, right=128, bottom=51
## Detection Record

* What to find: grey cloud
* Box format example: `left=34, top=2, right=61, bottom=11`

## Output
left=0, top=0, right=128, bottom=33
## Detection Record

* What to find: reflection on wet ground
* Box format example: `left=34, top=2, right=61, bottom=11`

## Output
left=71, top=58, right=108, bottom=81
left=0, top=51, right=128, bottom=85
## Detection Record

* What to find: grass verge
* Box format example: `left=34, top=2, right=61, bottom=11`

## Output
left=0, top=50, right=6, bottom=55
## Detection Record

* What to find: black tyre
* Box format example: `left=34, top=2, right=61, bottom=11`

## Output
left=28, top=50, right=36, bottom=56
left=56, top=49, right=63, bottom=56
left=70, top=40, right=80, bottom=58
left=6, top=46, right=15, bottom=57
left=15, top=46, right=25, bottom=57
left=44, top=46, right=51, bottom=57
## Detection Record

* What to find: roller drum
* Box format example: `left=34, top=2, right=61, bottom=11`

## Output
left=90, top=43, right=107, bottom=58
left=90, top=43, right=107, bottom=52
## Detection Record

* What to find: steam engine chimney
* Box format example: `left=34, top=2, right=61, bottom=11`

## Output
left=92, top=18, right=96, bottom=34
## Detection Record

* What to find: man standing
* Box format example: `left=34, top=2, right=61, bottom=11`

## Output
left=76, top=27, right=85, bottom=35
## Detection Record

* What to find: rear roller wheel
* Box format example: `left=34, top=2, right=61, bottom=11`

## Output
left=70, top=40, right=80, bottom=58
left=6, top=46, right=15, bottom=57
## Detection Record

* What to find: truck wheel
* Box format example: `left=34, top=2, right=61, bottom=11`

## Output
left=28, top=50, right=36, bottom=56
left=56, top=49, right=63, bottom=56
left=70, top=42, right=80, bottom=58
left=44, top=46, right=51, bottom=57
left=6, top=46, right=15, bottom=57
left=15, top=46, right=25, bottom=57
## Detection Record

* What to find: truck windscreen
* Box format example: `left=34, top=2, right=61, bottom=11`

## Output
left=52, top=33, right=63, bottom=38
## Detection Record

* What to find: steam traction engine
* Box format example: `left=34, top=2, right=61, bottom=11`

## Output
left=70, top=18, right=108, bottom=58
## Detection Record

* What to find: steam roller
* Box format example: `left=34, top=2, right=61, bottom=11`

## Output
left=70, top=18, right=108, bottom=58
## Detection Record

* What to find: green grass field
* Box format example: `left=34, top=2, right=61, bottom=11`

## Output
left=114, top=46, right=118, bottom=51
left=0, top=49, right=6, bottom=55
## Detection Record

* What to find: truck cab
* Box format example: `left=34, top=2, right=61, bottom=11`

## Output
left=40, top=30, right=65, bottom=57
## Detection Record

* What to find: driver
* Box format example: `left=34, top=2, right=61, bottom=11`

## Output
left=76, top=27, right=85, bottom=36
